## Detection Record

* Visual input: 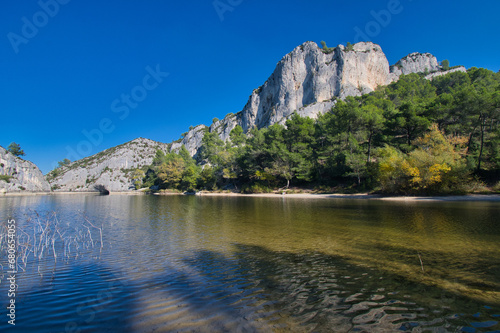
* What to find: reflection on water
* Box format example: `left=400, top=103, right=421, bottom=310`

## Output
left=0, top=194, right=499, bottom=332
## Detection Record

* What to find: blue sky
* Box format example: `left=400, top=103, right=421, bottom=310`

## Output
left=1, top=0, right=499, bottom=174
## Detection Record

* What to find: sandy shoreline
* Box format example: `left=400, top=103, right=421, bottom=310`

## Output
left=190, top=192, right=500, bottom=202
left=1, top=191, right=500, bottom=202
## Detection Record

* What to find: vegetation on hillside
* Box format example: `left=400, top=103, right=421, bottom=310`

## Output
left=7, top=142, right=25, bottom=157
left=142, top=68, right=500, bottom=195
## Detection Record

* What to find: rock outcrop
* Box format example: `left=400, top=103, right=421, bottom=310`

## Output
left=425, top=66, right=467, bottom=80
left=186, top=42, right=453, bottom=157
left=390, top=52, right=440, bottom=76
left=47, top=138, right=169, bottom=192
left=170, top=125, right=208, bottom=156
left=239, top=42, right=396, bottom=132
left=0, top=146, right=51, bottom=193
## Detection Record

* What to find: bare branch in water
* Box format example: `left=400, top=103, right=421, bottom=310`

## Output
left=0, top=211, right=105, bottom=276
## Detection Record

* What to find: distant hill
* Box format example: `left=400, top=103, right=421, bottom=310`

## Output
left=47, top=138, right=169, bottom=192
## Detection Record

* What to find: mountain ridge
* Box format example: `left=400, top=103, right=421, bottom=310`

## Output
left=47, top=138, right=170, bottom=192
left=171, top=41, right=460, bottom=157
left=10, top=41, right=464, bottom=193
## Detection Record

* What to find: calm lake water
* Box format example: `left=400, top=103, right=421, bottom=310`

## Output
left=0, top=194, right=499, bottom=332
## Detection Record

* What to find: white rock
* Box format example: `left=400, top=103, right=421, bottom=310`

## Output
left=47, top=138, right=169, bottom=192
left=186, top=43, right=444, bottom=156
left=0, top=146, right=51, bottom=192
left=391, top=52, right=440, bottom=76
left=425, top=66, right=467, bottom=80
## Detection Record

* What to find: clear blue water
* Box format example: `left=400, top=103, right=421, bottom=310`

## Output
left=0, top=194, right=499, bottom=332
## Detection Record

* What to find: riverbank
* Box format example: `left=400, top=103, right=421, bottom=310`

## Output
left=2, top=190, right=500, bottom=202
left=189, top=192, right=500, bottom=202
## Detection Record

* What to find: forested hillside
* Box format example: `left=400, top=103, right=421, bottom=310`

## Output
left=140, top=68, right=500, bottom=195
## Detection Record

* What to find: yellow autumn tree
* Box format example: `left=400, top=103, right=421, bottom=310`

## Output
left=157, top=158, right=185, bottom=189
left=377, top=124, right=469, bottom=194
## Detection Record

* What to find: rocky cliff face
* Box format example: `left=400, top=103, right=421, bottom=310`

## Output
left=170, top=125, right=208, bottom=156
left=239, top=42, right=397, bottom=132
left=194, top=42, right=449, bottom=157
left=390, top=52, right=440, bottom=76
left=0, top=146, right=51, bottom=193
left=47, top=138, right=169, bottom=192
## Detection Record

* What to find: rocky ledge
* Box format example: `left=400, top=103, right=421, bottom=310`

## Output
left=0, top=146, right=51, bottom=193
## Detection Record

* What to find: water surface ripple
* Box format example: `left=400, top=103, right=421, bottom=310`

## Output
left=0, top=194, right=499, bottom=332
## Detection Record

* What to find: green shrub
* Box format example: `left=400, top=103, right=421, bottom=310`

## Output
left=0, top=175, right=13, bottom=183
left=320, top=41, right=335, bottom=54
left=441, top=59, right=450, bottom=71
left=242, top=183, right=273, bottom=194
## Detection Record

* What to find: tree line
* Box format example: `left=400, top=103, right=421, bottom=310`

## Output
left=138, top=68, right=500, bottom=195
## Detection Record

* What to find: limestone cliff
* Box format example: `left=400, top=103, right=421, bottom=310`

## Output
left=170, top=125, right=208, bottom=156
left=0, top=146, right=51, bottom=193
left=238, top=42, right=396, bottom=132
left=47, top=138, right=169, bottom=192
left=195, top=42, right=451, bottom=157
left=390, top=52, right=440, bottom=76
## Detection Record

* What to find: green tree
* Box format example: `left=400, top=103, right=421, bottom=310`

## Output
left=8, top=142, right=25, bottom=157
left=178, top=145, right=193, bottom=164
left=360, top=104, right=385, bottom=162
left=132, top=169, right=146, bottom=190
left=158, top=157, right=185, bottom=189
left=386, top=73, right=436, bottom=106
left=199, top=165, right=217, bottom=190
left=441, top=59, right=450, bottom=71
left=431, top=70, right=470, bottom=95
left=57, top=158, right=71, bottom=167
left=152, top=150, right=166, bottom=166
left=395, top=102, right=431, bottom=147
left=198, top=130, right=224, bottom=165
left=181, top=165, right=199, bottom=191
left=229, top=125, right=246, bottom=146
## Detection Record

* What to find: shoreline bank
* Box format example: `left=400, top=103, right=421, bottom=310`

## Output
left=1, top=191, right=500, bottom=202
